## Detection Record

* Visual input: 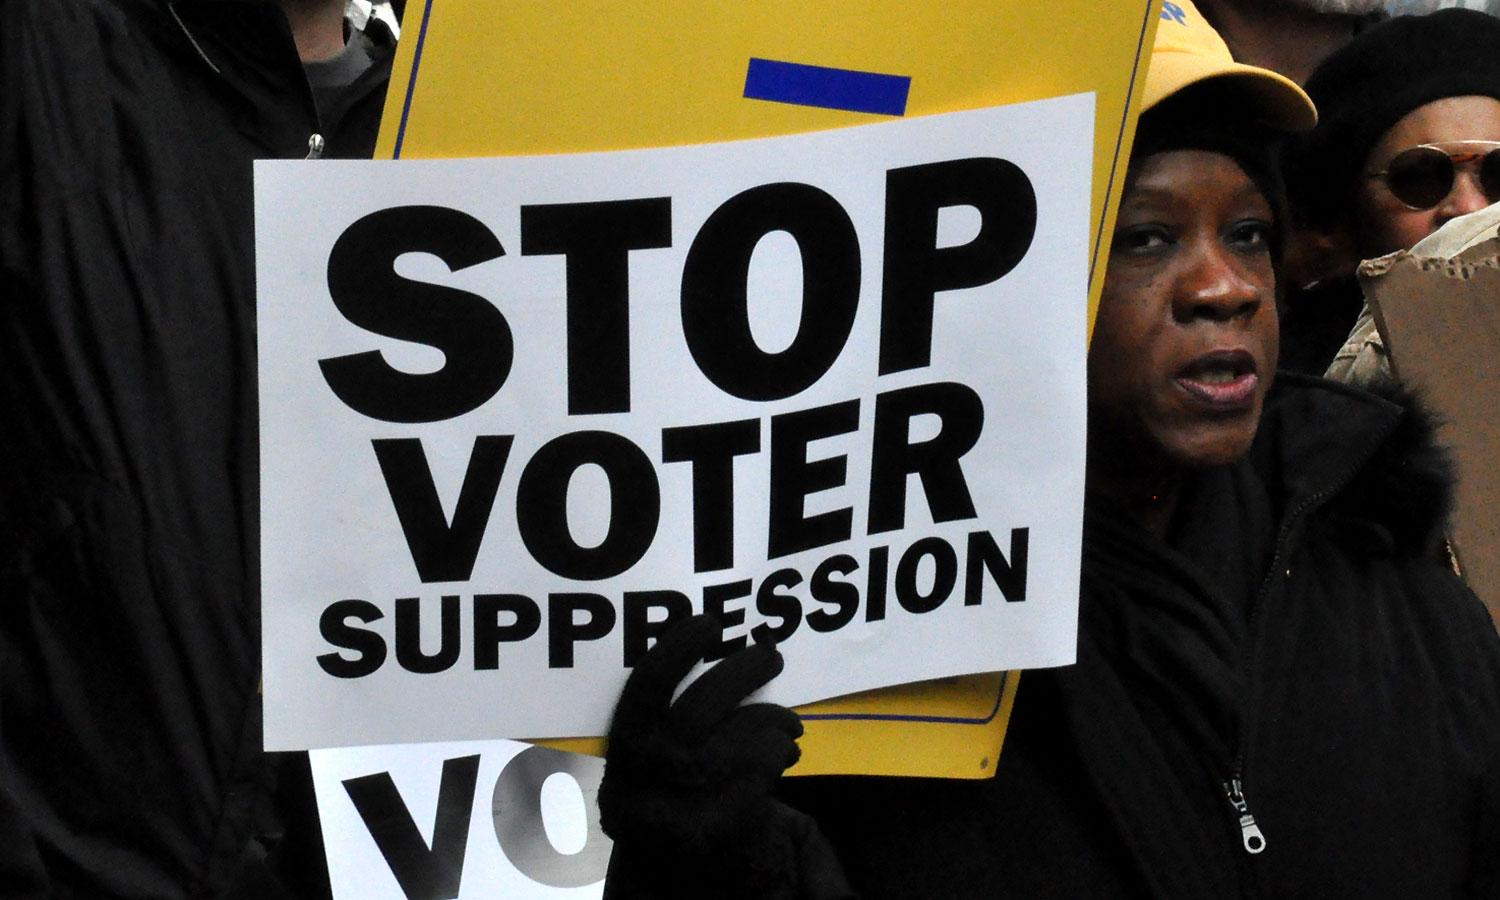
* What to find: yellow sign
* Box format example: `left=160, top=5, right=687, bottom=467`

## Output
left=375, top=0, right=1161, bottom=778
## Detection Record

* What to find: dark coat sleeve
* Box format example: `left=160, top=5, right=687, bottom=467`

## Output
left=0, top=1, right=381, bottom=896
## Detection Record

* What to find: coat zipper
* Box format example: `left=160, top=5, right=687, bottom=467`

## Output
left=1223, top=484, right=1327, bottom=858
left=1224, top=422, right=1392, bottom=860
left=1223, top=776, right=1267, bottom=854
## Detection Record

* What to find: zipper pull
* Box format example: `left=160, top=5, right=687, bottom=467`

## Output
left=305, top=133, right=326, bottom=160
left=1223, top=777, right=1267, bottom=854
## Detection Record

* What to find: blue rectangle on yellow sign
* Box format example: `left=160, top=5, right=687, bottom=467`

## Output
left=743, top=58, right=912, bottom=116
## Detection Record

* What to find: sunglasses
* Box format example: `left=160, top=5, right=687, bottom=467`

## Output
left=1367, top=141, right=1500, bottom=210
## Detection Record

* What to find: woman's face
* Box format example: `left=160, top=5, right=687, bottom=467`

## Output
left=1090, top=149, right=1278, bottom=473
left=1355, top=95, right=1500, bottom=256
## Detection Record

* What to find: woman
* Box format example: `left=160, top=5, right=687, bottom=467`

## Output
left=1280, top=8, right=1500, bottom=377
left=598, top=6, right=1500, bottom=897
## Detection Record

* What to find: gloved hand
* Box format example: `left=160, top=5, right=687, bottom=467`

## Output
left=598, top=614, right=853, bottom=899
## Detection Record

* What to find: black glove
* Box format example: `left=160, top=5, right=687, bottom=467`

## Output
left=598, top=614, right=854, bottom=899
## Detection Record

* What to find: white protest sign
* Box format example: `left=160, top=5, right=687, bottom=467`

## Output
left=257, top=93, right=1091, bottom=750
left=311, top=741, right=608, bottom=899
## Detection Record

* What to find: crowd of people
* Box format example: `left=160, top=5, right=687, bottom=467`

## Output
left=2, top=0, right=1499, bottom=898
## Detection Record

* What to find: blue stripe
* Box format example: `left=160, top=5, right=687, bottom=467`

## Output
left=744, top=58, right=911, bottom=116
left=392, top=0, right=437, bottom=160
left=799, top=672, right=1009, bottom=726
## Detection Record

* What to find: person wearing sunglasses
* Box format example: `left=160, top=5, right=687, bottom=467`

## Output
left=1280, top=8, right=1500, bottom=380
left=1359, top=137, right=1500, bottom=257
left=1366, top=141, right=1500, bottom=215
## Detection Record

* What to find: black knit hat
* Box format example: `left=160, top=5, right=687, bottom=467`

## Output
left=1285, top=9, right=1500, bottom=230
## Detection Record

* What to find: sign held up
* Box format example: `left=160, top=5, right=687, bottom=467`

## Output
left=257, top=94, right=1091, bottom=751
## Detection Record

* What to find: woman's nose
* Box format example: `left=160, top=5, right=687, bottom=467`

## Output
left=1172, top=242, right=1262, bottom=322
left=1437, top=169, right=1494, bottom=224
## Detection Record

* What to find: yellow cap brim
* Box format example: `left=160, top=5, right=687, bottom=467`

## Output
left=1143, top=53, right=1318, bottom=132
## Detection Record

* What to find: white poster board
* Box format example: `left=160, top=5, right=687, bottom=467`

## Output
left=310, top=741, right=609, bottom=899
left=257, top=94, right=1091, bottom=750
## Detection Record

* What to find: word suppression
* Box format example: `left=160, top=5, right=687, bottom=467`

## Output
left=319, top=527, right=1028, bottom=676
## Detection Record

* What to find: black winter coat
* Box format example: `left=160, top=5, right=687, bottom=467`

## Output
left=0, top=2, right=392, bottom=897
left=782, top=375, right=1500, bottom=898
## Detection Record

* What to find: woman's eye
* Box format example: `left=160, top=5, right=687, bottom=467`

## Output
left=1228, top=219, right=1274, bottom=252
left=1112, top=225, right=1171, bottom=254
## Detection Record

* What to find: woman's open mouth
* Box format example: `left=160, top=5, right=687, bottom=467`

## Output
left=1175, top=349, right=1259, bottom=408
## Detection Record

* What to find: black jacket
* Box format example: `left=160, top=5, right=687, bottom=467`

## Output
left=782, top=375, right=1500, bottom=898
left=0, top=2, right=392, bottom=896
left=1279, top=274, right=1366, bottom=377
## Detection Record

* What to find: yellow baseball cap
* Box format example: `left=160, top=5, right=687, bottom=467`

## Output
left=1147, top=0, right=1318, bottom=130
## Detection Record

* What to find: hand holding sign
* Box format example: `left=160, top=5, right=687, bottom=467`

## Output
left=599, top=614, right=849, bottom=898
